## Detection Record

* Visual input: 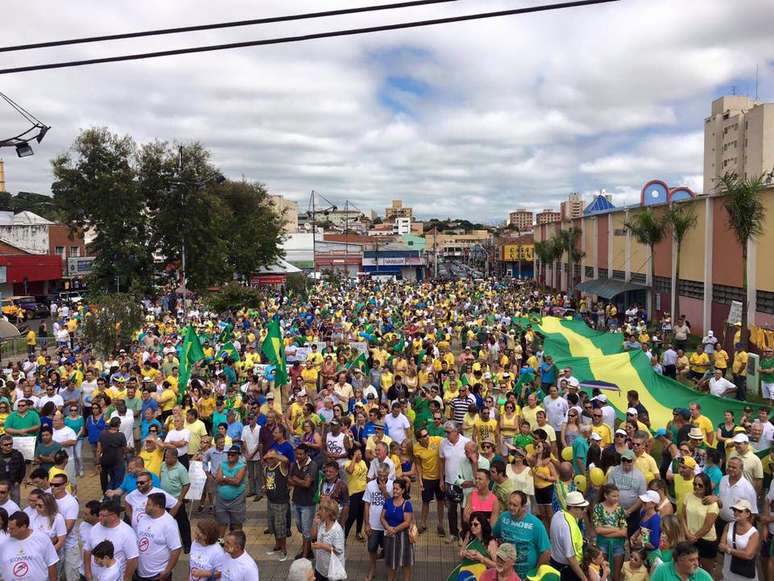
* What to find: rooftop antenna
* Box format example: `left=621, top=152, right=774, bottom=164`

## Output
left=755, top=64, right=759, bottom=100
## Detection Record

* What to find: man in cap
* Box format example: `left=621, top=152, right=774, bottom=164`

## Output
left=607, top=449, right=647, bottom=537
left=479, top=542, right=520, bottom=581
left=548, top=491, right=589, bottom=580
left=726, top=433, right=764, bottom=494
left=760, top=346, right=774, bottom=406
left=440, top=421, right=470, bottom=543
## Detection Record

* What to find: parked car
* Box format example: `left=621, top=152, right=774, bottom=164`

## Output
left=1, top=296, right=48, bottom=321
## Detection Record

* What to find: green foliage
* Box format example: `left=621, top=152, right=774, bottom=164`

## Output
left=83, top=293, right=144, bottom=357
left=205, top=283, right=264, bottom=314
left=51, top=128, right=285, bottom=294
left=285, top=272, right=309, bottom=299
left=624, top=208, right=667, bottom=249
left=665, top=203, right=697, bottom=320
left=52, top=128, right=157, bottom=295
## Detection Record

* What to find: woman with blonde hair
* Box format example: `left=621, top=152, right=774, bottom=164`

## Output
left=29, top=491, right=66, bottom=552
left=312, top=498, right=346, bottom=581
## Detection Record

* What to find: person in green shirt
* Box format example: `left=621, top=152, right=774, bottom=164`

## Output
left=760, top=346, right=774, bottom=406
left=492, top=490, right=551, bottom=578
left=160, top=447, right=192, bottom=552
left=650, top=542, right=713, bottom=581
left=4, top=400, right=41, bottom=436
left=33, top=426, right=62, bottom=472
left=425, top=412, right=446, bottom=437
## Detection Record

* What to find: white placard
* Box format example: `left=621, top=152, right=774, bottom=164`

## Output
left=12, top=436, right=36, bottom=461
left=185, top=460, right=207, bottom=501
left=728, top=300, right=743, bottom=326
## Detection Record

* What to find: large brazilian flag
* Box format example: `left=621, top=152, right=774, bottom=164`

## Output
left=447, top=538, right=489, bottom=581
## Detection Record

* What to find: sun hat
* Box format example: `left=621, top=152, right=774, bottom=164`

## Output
left=639, top=490, right=660, bottom=505
left=688, top=427, right=704, bottom=440
left=566, top=491, right=589, bottom=508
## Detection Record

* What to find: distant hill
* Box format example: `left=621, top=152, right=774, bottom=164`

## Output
left=423, top=218, right=490, bottom=233
left=0, top=191, right=66, bottom=222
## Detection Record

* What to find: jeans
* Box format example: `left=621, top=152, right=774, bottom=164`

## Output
left=72, top=439, right=84, bottom=475
left=100, top=463, right=125, bottom=493
left=174, top=501, right=192, bottom=553
left=247, top=460, right=263, bottom=495
left=345, top=491, right=365, bottom=538
left=446, top=497, right=461, bottom=538
left=61, top=544, right=82, bottom=581
left=294, top=504, right=316, bottom=540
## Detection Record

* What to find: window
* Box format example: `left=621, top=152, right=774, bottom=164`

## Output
left=598, top=270, right=609, bottom=279
left=585, top=266, right=594, bottom=278
left=630, top=272, right=646, bottom=285
left=612, top=270, right=625, bottom=281
left=654, top=276, right=671, bottom=293
left=614, top=228, right=627, bottom=236
left=758, top=291, right=774, bottom=315
left=713, top=284, right=744, bottom=305
left=55, top=246, right=64, bottom=256
left=69, top=246, right=81, bottom=257
left=677, top=279, right=704, bottom=299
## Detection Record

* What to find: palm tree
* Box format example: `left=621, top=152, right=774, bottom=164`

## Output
left=717, top=171, right=769, bottom=349
left=554, top=226, right=584, bottom=296
left=533, top=240, right=552, bottom=286
left=625, top=207, right=667, bottom=320
left=664, top=203, right=697, bottom=322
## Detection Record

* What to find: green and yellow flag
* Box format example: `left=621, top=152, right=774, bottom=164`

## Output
left=262, top=319, right=288, bottom=385
left=177, top=325, right=205, bottom=398
left=217, top=341, right=240, bottom=362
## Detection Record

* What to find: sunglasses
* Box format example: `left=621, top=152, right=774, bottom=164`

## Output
left=621, top=458, right=633, bottom=463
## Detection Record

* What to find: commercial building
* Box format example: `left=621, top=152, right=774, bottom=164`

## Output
left=428, top=229, right=491, bottom=259
left=534, top=179, right=774, bottom=336
left=704, top=96, right=774, bottom=194
left=560, top=193, right=584, bottom=220
left=498, top=233, right=534, bottom=279
left=362, top=242, right=424, bottom=281
left=507, top=209, right=534, bottom=230
left=536, top=209, right=561, bottom=224
left=384, top=200, right=412, bottom=220
left=269, top=195, right=299, bottom=233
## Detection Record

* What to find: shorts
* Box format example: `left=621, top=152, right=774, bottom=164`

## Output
left=535, top=485, right=554, bottom=505
left=268, top=501, right=290, bottom=538
left=766, top=536, right=774, bottom=557
left=367, top=529, right=385, bottom=553
left=695, top=538, right=718, bottom=560
left=421, top=479, right=444, bottom=503
left=596, top=537, right=625, bottom=559
left=215, top=492, right=246, bottom=527
left=294, top=504, right=315, bottom=540
left=763, top=382, right=774, bottom=400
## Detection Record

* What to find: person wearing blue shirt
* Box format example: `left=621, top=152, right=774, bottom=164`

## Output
left=106, top=456, right=160, bottom=497
left=140, top=388, right=160, bottom=417
left=267, top=424, right=296, bottom=464
left=538, top=356, right=557, bottom=390
left=226, top=410, right=244, bottom=443
left=493, top=490, right=551, bottom=578
left=140, top=408, right=163, bottom=440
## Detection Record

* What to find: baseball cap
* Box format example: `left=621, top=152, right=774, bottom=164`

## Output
left=627, top=407, right=638, bottom=416
left=227, top=445, right=241, bottom=454
left=732, top=433, right=749, bottom=444
left=590, top=432, right=602, bottom=442
left=594, top=394, right=608, bottom=403
left=682, top=456, right=697, bottom=469
left=732, top=499, right=753, bottom=512
left=615, top=429, right=628, bottom=436
left=266, top=392, right=275, bottom=399
left=620, top=449, right=635, bottom=461
left=653, top=428, right=668, bottom=438
left=496, top=543, right=517, bottom=561
left=638, top=491, right=660, bottom=505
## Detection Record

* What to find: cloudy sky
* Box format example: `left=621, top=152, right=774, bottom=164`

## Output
left=1, top=0, right=773, bottom=222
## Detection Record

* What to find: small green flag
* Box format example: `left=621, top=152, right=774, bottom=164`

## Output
left=392, top=336, right=406, bottom=353
left=346, top=351, right=369, bottom=374
left=217, top=341, right=240, bottom=362
left=218, top=323, right=234, bottom=344
left=262, top=319, right=288, bottom=385
left=177, top=325, right=205, bottom=397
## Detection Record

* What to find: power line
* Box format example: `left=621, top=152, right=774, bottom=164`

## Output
left=0, top=0, right=461, bottom=53
left=0, top=0, right=620, bottom=76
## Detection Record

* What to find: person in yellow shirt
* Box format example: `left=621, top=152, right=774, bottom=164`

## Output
left=25, top=328, right=37, bottom=355
left=306, top=345, right=324, bottom=369
left=380, top=369, right=394, bottom=394
left=139, top=436, right=164, bottom=475
left=344, top=449, right=368, bottom=540
left=156, top=381, right=177, bottom=420
left=732, top=344, right=749, bottom=399
left=689, top=403, right=715, bottom=448
left=713, top=347, right=729, bottom=375
left=632, top=433, right=659, bottom=482
left=688, top=346, right=710, bottom=382
left=300, top=361, right=319, bottom=394
left=413, top=428, right=444, bottom=534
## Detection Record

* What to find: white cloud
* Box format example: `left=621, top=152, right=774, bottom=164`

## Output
left=0, top=0, right=772, bottom=221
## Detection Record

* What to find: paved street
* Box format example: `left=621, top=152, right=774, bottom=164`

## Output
left=61, top=453, right=459, bottom=581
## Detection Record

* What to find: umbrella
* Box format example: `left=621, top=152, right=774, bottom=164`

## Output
left=0, top=320, right=20, bottom=339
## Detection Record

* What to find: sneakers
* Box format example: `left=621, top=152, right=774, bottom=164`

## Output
left=266, top=548, right=278, bottom=556
left=278, top=552, right=288, bottom=562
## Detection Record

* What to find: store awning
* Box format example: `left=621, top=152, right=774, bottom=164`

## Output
left=575, top=278, right=649, bottom=299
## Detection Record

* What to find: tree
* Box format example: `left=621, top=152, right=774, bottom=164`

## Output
left=534, top=240, right=553, bottom=287
left=554, top=225, right=584, bottom=296
left=717, top=171, right=769, bottom=349
left=218, top=180, right=285, bottom=280
left=206, top=282, right=264, bottom=314
left=83, top=293, right=144, bottom=356
left=664, top=203, right=697, bottom=322
left=52, top=128, right=157, bottom=294
left=625, top=207, right=667, bottom=320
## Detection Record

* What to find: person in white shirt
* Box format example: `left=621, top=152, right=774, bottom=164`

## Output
left=135, top=493, right=182, bottom=579
left=124, top=472, right=179, bottom=530
left=240, top=414, right=263, bottom=498
left=0, top=511, right=59, bottom=581
left=383, top=403, right=411, bottom=444
left=0, top=482, right=20, bottom=516
left=542, top=385, right=569, bottom=432
left=50, top=473, right=80, bottom=581
left=83, top=500, right=139, bottom=581
left=221, top=530, right=260, bottom=581
left=439, top=421, right=470, bottom=541
left=52, top=413, right=79, bottom=483
left=109, top=401, right=135, bottom=451
left=190, top=520, right=226, bottom=581
left=29, top=493, right=67, bottom=552
left=38, top=384, right=64, bottom=411
left=708, top=368, right=737, bottom=397
left=90, top=540, right=121, bottom=581
left=367, top=441, right=396, bottom=481
left=711, top=457, right=758, bottom=530
left=161, top=416, right=191, bottom=466
left=78, top=501, right=101, bottom=580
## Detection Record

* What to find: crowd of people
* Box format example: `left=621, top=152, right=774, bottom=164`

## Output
left=0, top=278, right=771, bottom=581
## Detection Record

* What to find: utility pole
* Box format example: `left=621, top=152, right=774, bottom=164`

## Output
left=310, top=191, right=317, bottom=273
left=178, top=145, right=187, bottom=318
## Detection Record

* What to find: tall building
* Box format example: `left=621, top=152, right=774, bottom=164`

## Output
left=385, top=200, right=413, bottom=220
left=560, top=193, right=584, bottom=220
left=0, top=159, right=5, bottom=192
left=269, top=195, right=299, bottom=233
left=535, top=209, right=561, bottom=224
left=507, top=209, right=534, bottom=230
left=703, top=95, right=774, bottom=194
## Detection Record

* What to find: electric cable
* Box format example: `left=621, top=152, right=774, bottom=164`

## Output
left=0, top=0, right=461, bottom=53
left=0, top=0, right=620, bottom=75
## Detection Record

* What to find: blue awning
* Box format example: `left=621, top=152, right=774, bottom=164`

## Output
left=575, top=278, right=649, bottom=299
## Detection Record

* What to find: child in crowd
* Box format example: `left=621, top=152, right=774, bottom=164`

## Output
left=91, top=540, right=121, bottom=581
left=585, top=544, right=610, bottom=581
left=621, top=548, right=649, bottom=581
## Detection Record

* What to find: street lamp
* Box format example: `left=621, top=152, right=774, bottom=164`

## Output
left=0, top=92, right=51, bottom=157
left=308, top=190, right=337, bottom=274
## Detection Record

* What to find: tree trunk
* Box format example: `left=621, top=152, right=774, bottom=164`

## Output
left=673, top=243, right=681, bottom=323
left=740, top=243, right=749, bottom=350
